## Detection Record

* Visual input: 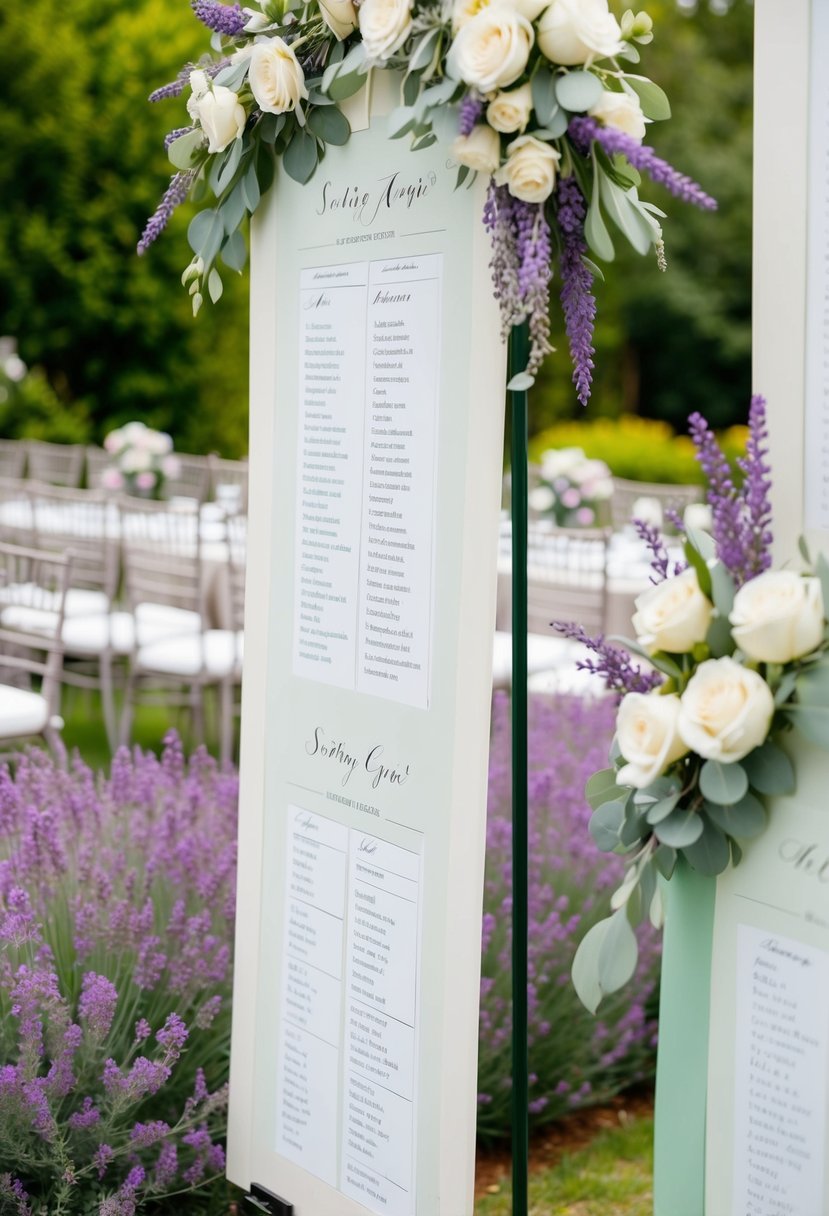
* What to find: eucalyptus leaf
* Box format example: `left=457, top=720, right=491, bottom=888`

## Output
left=215, top=137, right=243, bottom=196
left=632, top=776, right=681, bottom=806
left=187, top=209, right=224, bottom=265
left=168, top=129, right=205, bottom=171
left=586, top=768, right=624, bottom=809
left=256, top=113, right=285, bottom=144
left=220, top=229, right=247, bottom=273
left=321, top=40, right=365, bottom=92
left=683, top=538, right=712, bottom=600
left=654, top=844, right=677, bottom=879
left=598, top=175, right=653, bottom=256
left=774, top=669, right=798, bottom=707
left=654, top=806, right=704, bottom=848
left=531, top=69, right=558, bottom=126
left=213, top=59, right=250, bottom=92
left=742, top=740, right=795, bottom=796
left=797, top=662, right=829, bottom=708
left=220, top=179, right=247, bottom=236
left=572, top=917, right=612, bottom=1013
left=387, top=106, right=417, bottom=139
left=785, top=705, right=829, bottom=749
left=709, top=561, right=735, bottom=618
left=307, top=104, right=351, bottom=146
left=581, top=255, right=604, bottom=282
left=645, top=792, right=682, bottom=825
left=699, top=759, right=749, bottom=806
left=531, top=109, right=568, bottom=139
left=307, top=88, right=336, bottom=107
left=412, top=132, right=438, bottom=151
left=799, top=534, right=813, bottom=565
left=403, top=70, right=422, bottom=106
left=585, top=179, right=615, bottom=262
left=283, top=127, right=319, bottom=185
left=816, top=553, right=829, bottom=616
left=706, top=612, right=734, bottom=659
left=455, top=164, right=471, bottom=190
left=241, top=160, right=261, bottom=213
left=682, top=817, right=730, bottom=876
left=207, top=267, right=223, bottom=304
left=619, top=804, right=648, bottom=848
left=589, top=799, right=627, bottom=851
left=597, top=908, right=640, bottom=996
left=623, top=75, right=671, bottom=121
left=555, top=70, right=604, bottom=113
left=507, top=371, right=535, bottom=392
left=704, top=792, right=767, bottom=840
left=408, top=27, right=440, bottom=74
left=327, top=69, right=368, bottom=103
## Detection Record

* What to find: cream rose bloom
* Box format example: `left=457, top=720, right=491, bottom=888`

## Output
left=319, top=0, right=358, bottom=39
left=450, top=124, right=501, bottom=173
left=447, top=5, right=533, bottom=93
left=730, top=571, right=825, bottom=664
left=453, top=0, right=548, bottom=31
left=248, top=39, right=308, bottom=114
left=537, top=0, right=624, bottom=66
left=616, top=693, right=688, bottom=790
left=588, top=89, right=646, bottom=142
left=678, top=657, right=775, bottom=763
left=194, top=86, right=247, bottom=154
left=358, top=0, right=413, bottom=61
left=632, top=567, right=713, bottom=655
left=487, top=82, right=533, bottom=133
left=495, top=135, right=561, bottom=202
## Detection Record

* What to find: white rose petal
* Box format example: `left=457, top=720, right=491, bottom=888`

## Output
left=588, top=89, right=646, bottom=142
left=495, top=134, right=561, bottom=203
left=358, top=0, right=414, bottom=62
left=447, top=5, right=534, bottom=93
left=487, top=82, right=533, bottom=134
left=678, top=657, right=775, bottom=763
left=196, top=86, right=247, bottom=154
left=319, top=0, right=358, bottom=40
left=616, top=692, right=688, bottom=789
left=730, top=571, right=825, bottom=664
left=537, top=0, right=624, bottom=66
left=248, top=39, right=308, bottom=115
left=632, top=566, right=713, bottom=655
left=450, top=124, right=502, bottom=174
left=189, top=69, right=210, bottom=100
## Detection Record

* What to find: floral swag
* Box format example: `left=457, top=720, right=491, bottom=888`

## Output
left=141, top=0, right=715, bottom=402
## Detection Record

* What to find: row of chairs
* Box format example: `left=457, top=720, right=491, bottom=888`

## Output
left=0, top=438, right=248, bottom=508
left=0, top=490, right=246, bottom=761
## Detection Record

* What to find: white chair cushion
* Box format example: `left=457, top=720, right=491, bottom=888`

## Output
left=136, top=630, right=243, bottom=678
left=61, top=611, right=135, bottom=657
left=134, top=603, right=201, bottom=645
left=492, top=631, right=576, bottom=687
left=0, top=684, right=49, bottom=739
left=527, top=666, right=605, bottom=697
left=0, top=584, right=107, bottom=618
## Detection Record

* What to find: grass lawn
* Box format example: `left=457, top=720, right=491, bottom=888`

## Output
left=59, top=687, right=224, bottom=769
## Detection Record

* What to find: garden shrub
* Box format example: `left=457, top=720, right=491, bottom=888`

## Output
left=529, top=415, right=748, bottom=486
left=476, top=692, right=660, bottom=1143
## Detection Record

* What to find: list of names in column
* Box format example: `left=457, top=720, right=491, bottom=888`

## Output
left=804, top=0, right=829, bottom=530
left=341, top=833, right=421, bottom=1216
left=294, top=264, right=368, bottom=687
left=357, top=256, right=442, bottom=708
left=276, top=808, right=349, bottom=1186
left=732, top=924, right=829, bottom=1215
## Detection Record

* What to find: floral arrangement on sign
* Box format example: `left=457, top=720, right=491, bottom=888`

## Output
left=529, top=446, right=613, bottom=527
left=140, top=0, right=715, bottom=402
left=102, top=422, right=181, bottom=499
left=561, top=398, right=829, bottom=1012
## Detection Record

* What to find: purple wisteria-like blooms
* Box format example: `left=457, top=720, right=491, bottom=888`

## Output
left=633, top=518, right=687, bottom=584
left=568, top=116, right=718, bottom=212
left=553, top=621, right=663, bottom=697
left=137, top=172, right=195, bottom=256
left=483, top=183, right=552, bottom=374
left=556, top=175, right=596, bottom=408
left=191, top=0, right=247, bottom=36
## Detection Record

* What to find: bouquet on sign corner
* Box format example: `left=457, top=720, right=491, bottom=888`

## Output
left=560, top=397, right=829, bottom=1012
left=529, top=446, right=613, bottom=527
left=139, top=0, right=715, bottom=401
left=102, top=422, right=181, bottom=499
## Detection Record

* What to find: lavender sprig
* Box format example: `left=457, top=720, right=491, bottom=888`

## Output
left=556, top=175, right=596, bottom=407
left=737, top=394, right=773, bottom=578
left=191, top=0, right=247, bottom=36
left=149, top=59, right=230, bottom=103
left=164, top=126, right=195, bottom=150
left=569, top=116, right=718, bottom=211
left=554, top=621, right=663, bottom=697
left=137, top=172, right=195, bottom=256
left=687, top=411, right=747, bottom=583
left=483, top=184, right=553, bottom=374
left=459, top=95, right=484, bottom=136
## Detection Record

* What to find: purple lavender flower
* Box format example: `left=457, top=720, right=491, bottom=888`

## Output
left=688, top=410, right=747, bottom=582
left=483, top=183, right=553, bottom=373
left=137, top=172, right=195, bottom=256
left=556, top=175, right=596, bottom=407
left=191, top=0, right=247, bottom=36
left=569, top=116, right=718, bottom=211
left=553, top=621, right=663, bottom=696
left=459, top=94, right=484, bottom=136
left=737, top=394, right=773, bottom=577
left=164, top=125, right=195, bottom=150
left=149, top=58, right=231, bottom=103
left=79, top=972, right=118, bottom=1041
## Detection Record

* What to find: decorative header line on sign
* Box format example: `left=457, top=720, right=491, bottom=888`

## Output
left=140, top=0, right=715, bottom=403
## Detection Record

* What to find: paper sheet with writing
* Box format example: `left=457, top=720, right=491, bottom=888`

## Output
left=706, top=745, right=829, bottom=1215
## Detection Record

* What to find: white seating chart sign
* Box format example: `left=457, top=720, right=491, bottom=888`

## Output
left=227, top=78, right=506, bottom=1215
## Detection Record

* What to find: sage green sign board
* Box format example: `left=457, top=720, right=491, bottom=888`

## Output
left=225, top=79, right=507, bottom=1215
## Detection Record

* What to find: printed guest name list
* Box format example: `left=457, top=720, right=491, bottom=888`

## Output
left=293, top=254, right=442, bottom=709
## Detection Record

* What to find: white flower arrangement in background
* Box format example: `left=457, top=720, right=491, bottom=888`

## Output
left=529, top=446, right=613, bottom=527
left=102, top=422, right=181, bottom=499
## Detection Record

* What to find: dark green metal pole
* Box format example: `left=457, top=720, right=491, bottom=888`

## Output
left=508, top=321, right=530, bottom=1216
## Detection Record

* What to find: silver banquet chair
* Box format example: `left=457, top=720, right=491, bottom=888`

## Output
left=0, top=440, right=26, bottom=480
left=26, top=440, right=86, bottom=488
left=610, top=476, right=702, bottom=532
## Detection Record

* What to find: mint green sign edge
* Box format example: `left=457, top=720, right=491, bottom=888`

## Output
left=653, top=861, right=715, bottom=1216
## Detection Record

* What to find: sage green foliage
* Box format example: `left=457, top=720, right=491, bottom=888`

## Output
left=0, top=0, right=249, bottom=456
left=474, top=1113, right=654, bottom=1215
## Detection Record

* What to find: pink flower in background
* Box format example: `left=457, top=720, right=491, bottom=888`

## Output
left=101, top=467, right=124, bottom=491
left=134, top=470, right=157, bottom=492
left=161, top=453, right=181, bottom=478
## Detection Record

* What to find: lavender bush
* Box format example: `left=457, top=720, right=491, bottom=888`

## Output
left=0, top=735, right=237, bottom=1213
left=477, top=693, right=660, bottom=1142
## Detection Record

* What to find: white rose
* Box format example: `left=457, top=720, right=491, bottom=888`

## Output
left=319, top=0, right=358, bottom=39
left=678, top=657, right=775, bottom=763
left=196, top=86, right=247, bottom=154
left=495, top=135, right=561, bottom=203
left=248, top=39, right=308, bottom=115
left=616, top=693, right=688, bottom=789
left=447, top=5, right=533, bottom=93
left=450, top=124, right=502, bottom=173
left=540, top=446, right=585, bottom=480
left=189, top=69, right=210, bottom=100
left=487, top=82, right=533, bottom=134
left=143, top=429, right=174, bottom=457
left=537, top=0, right=624, bottom=66
left=730, top=571, right=825, bottom=664
left=632, top=567, right=713, bottom=655
left=588, top=89, right=646, bottom=142
left=121, top=447, right=153, bottom=474
left=358, top=0, right=413, bottom=61
left=453, top=0, right=547, bottom=30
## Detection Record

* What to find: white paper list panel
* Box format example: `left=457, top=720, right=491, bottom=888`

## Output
left=804, top=0, right=829, bottom=532
left=227, top=87, right=506, bottom=1216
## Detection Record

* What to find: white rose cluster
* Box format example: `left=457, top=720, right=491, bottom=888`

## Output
left=358, top=0, right=414, bottom=61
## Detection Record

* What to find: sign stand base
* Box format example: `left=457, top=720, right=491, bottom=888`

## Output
left=244, top=1184, right=294, bottom=1215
